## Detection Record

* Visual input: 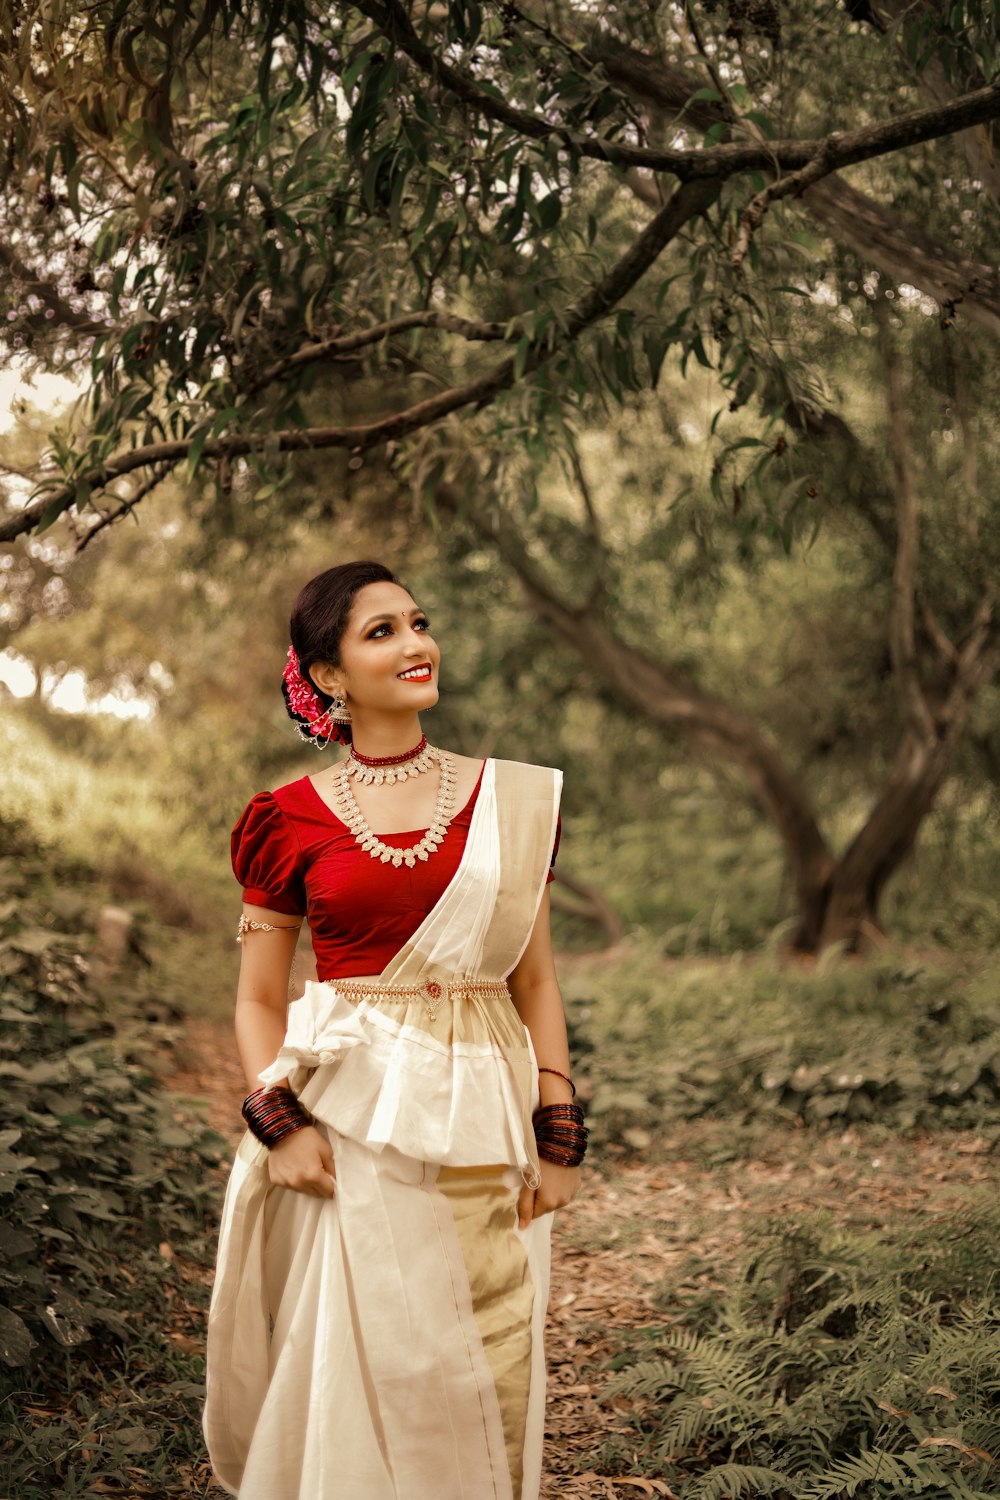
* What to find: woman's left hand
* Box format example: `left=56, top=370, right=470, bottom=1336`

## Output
left=517, top=1161, right=581, bottom=1229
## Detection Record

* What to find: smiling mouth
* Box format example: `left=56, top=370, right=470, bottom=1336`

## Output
left=398, top=664, right=433, bottom=681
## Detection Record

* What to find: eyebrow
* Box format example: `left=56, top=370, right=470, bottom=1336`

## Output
left=358, top=608, right=426, bottom=632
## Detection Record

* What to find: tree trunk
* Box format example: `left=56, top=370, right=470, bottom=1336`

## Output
left=792, top=734, right=952, bottom=950
left=439, top=491, right=998, bottom=955
left=550, top=871, right=625, bottom=949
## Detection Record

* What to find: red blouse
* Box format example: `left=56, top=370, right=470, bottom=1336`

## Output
left=232, top=762, right=560, bottom=980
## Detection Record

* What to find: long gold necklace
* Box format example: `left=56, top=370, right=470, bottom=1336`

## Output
left=332, top=749, right=457, bottom=868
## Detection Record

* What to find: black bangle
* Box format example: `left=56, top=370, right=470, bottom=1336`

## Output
left=242, top=1085, right=312, bottom=1148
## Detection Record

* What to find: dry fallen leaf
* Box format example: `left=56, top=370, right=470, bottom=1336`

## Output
left=919, top=1436, right=993, bottom=1462
left=876, top=1399, right=910, bottom=1418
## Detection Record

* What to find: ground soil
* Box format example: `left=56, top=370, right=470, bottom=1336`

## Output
left=169, top=1018, right=996, bottom=1499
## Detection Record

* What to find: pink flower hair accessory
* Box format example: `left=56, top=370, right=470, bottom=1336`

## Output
left=282, top=645, right=351, bottom=746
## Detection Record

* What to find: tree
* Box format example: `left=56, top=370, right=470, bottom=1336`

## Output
left=0, top=0, right=997, bottom=543
left=4, top=0, right=999, bottom=953
left=428, top=266, right=1000, bottom=952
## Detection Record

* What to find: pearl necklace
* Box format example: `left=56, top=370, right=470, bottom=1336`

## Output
left=346, top=736, right=437, bottom=787
left=333, top=750, right=457, bottom=868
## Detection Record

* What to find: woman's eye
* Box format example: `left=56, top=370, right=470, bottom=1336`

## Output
left=414, top=618, right=430, bottom=631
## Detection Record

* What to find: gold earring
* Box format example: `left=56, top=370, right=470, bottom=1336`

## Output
left=329, top=691, right=351, bottom=725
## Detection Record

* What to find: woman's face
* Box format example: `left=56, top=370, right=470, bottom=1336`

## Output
left=316, top=580, right=441, bottom=716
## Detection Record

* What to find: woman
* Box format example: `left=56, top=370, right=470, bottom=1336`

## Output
left=203, top=561, right=586, bottom=1500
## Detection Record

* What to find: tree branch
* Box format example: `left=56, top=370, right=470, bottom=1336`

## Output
left=74, top=464, right=178, bottom=553
left=730, top=141, right=841, bottom=268
left=549, top=871, right=624, bottom=948
left=804, top=175, right=1000, bottom=337
left=876, top=296, right=936, bottom=742
left=566, top=435, right=608, bottom=607
left=869, top=0, right=1000, bottom=205
left=436, top=482, right=835, bottom=915
left=250, top=310, right=509, bottom=394
left=353, top=0, right=1000, bottom=182
left=586, top=34, right=1000, bottom=336
left=941, top=590, right=998, bottom=726
left=0, top=178, right=715, bottom=542
left=682, top=0, right=735, bottom=122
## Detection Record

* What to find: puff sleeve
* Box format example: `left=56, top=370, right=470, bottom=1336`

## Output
left=231, top=792, right=306, bottom=916
left=545, top=814, right=562, bottom=885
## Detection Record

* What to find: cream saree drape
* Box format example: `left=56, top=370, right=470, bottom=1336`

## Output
left=203, top=758, right=562, bottom=1500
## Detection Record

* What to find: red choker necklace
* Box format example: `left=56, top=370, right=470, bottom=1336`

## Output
left=345, top=735, right=438, bottom=787
left=350, top=734, right=428, bottom=768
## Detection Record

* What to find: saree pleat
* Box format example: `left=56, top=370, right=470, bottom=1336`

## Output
left=204, top=759, right=562, bottom=1499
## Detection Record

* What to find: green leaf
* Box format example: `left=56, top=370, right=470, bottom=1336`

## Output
left=34, top=491, right=74, bottom=535
left=534, top=192, right=562, bottom=231
left=185, top=425, right=211, bottom=483
left=741, top=110, right=776, bottom=139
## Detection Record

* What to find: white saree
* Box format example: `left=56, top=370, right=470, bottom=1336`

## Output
left=203, top=758, right=563, bottom=1500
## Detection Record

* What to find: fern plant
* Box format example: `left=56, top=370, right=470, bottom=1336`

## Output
left=604, top=1205, right=1000, bottom=1497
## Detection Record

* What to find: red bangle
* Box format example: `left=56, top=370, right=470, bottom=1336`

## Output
left=242, top=1085, right=312, bottom=1148
left=533, top=1101, right=588, bottom=1167
left=538, top=1066, right=575, bottom=1097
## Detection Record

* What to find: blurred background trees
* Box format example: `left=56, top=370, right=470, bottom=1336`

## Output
left=1, top=0, right=999, bottom=955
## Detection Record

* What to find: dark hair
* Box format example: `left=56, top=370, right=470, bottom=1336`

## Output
left=282, top=561, right=404, bottom=745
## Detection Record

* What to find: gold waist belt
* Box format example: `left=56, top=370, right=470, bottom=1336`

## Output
left=328, top=976, right=510, bottom=1021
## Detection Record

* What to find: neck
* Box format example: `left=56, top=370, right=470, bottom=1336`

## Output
left=348, top=713, right=425, bottom=760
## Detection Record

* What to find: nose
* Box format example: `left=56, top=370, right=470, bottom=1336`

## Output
left=402, top=625, right=428, bottom=652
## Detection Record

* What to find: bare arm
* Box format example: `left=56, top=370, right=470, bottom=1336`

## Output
left=235, top=903, right=336, bottom=1198
left=508, top=888, right=583, bottom=1227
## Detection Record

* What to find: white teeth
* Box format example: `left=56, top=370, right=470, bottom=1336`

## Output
left=398, top=667, right=431, bottom=680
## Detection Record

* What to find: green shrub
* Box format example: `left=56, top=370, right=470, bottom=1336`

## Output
left=604, top=1199, right=1000, bottom=1497
left=565, top=942, right=1000, bottom=1150
left=0, top=820, right=225, bottom=1497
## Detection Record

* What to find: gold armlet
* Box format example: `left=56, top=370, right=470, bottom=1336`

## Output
left=236, top=914, right=302, bottom=943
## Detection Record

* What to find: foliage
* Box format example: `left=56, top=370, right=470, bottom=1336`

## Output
left=1, top=0, right=998, bottom=954
left=1, top=0, right=998, bottom=539
left=602, top=1200, right=1000, bottom=1497
left=565, top=943, right=1000, bottom=1151
left=0, top=818, right=225, bottom=1496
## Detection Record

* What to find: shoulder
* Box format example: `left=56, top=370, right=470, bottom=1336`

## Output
left=440, top=750, right=561, bottom=779
left=438, top=751, right=484, bottom=773
left=232, top=781, right=309, bottom=846
left=269, top=773, right=314, bottom=804
left=235, top=776, right=316, bottom=819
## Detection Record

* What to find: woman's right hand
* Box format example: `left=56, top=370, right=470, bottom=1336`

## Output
left=267, top=1125, right=337, bottom=1198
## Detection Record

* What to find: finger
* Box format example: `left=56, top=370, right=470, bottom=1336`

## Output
left=516, top=1184, right=535, bottom=1230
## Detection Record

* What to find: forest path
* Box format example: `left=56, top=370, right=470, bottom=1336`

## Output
left=169, top=1017, right=995, bottom=1499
